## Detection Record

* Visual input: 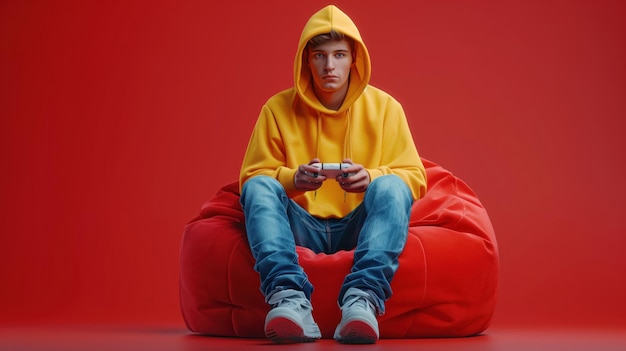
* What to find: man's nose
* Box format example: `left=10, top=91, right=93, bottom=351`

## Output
left=324, top=58, right=335, bottom=70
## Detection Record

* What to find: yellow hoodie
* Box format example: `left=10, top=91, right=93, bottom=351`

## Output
left=239, top=5, right=426, bottom=218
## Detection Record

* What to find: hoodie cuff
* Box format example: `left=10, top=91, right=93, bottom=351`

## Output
left=278, top=168, right=304, bottom=197
left=367, top=168, right=384, bottom=183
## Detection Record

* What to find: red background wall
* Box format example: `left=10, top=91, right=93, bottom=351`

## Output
left=1, top=0, right=624, bottom=329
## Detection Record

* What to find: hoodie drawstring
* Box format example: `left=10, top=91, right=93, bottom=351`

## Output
left=314, top=110, right=352, bottom=202
left=314, top=114, right=322, bottom=200
left=344, top=109, right=352, bottom=161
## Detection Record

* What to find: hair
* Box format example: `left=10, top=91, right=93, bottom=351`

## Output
left=307, top=30, right=355, bottom=51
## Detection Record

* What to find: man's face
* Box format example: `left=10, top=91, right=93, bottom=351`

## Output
left=307, top=39, right=353, bottom=95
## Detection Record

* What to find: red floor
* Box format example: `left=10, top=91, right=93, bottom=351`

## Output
left=1, top=325, right=625, bottom=351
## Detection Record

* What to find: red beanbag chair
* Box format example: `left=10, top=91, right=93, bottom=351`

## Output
left=179, top=158, right=498, bottom=338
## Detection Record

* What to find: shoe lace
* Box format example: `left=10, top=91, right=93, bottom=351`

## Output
left=341, top=295, right=374, bottom=313
left=268, top=290, right=312, bottom=310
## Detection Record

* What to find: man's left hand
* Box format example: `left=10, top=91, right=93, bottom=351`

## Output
left=337, top=159, right=370, bottom=193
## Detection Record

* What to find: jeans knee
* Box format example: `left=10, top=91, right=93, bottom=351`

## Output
left=241, top=176, right=284, bottom=205
left=242, top=175, right=280, bottom=191
left=366, top=175, right=412, bottom=206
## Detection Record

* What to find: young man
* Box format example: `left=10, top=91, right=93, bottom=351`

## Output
left=239, top=5, right=427, bottom=344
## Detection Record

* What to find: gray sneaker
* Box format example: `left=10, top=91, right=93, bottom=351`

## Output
left=334, top=288, right=379, bottom=344
left=264, top=289, right=321, bottom=343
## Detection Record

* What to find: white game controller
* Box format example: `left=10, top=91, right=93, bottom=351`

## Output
left=311, top=162, right=356, bottom=178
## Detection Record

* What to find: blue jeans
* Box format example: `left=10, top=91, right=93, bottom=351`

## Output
left=240, top=175, right=413, bottom=315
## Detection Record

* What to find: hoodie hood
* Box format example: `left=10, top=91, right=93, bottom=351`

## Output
left=294, top=5, right=371, bottom=114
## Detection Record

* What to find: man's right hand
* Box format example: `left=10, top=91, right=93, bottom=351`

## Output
left=294, top=158, right=327, bottom=191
